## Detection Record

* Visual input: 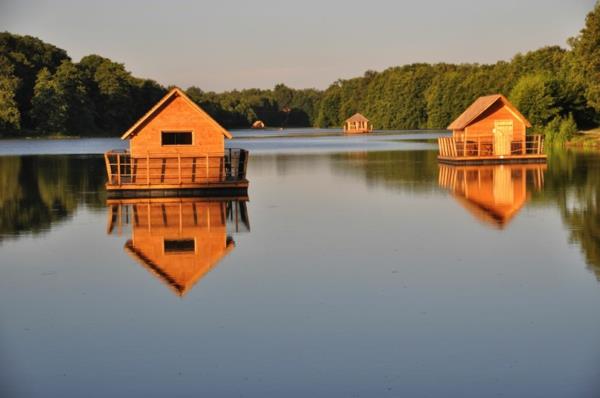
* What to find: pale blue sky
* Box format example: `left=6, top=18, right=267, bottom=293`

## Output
left=0, top=0, right=596, bottom=91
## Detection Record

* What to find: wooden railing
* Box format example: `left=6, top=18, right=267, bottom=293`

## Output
left=438, top=135, right=544, bottom=158
left=106, top=199, right=250, bottom=235
left=104, top=148, right=248, bottom=187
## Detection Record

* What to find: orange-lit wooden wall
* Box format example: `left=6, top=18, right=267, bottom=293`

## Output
left=344, top=120, right=371, bottom=134
left=129, top=95, right=225, bottom=158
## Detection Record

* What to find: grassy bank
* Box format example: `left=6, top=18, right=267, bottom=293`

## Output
left=566, top=128, right=600, bottom=148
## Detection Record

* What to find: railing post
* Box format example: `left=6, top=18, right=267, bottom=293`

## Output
left=146, top=153, right=150, bottom=185
left=104, top=153, right=112, bottom=183
left=117, top=153, right=121, bottom=185
left=205, top=153, right=209, bottom=181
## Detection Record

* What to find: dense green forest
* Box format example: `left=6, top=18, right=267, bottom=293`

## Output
left=1, top=2, right=599, bottom=137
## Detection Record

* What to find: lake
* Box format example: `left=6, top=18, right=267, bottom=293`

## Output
left=1, top=130, right=600, bottom=397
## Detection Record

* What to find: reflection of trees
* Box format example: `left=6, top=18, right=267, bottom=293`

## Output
left=330, top=150, right=441, bottom=193
left=532, top=149, right=600, bottom=279
left=329, top=147, right=600, bottom=281
left=0, top=156, right=105, bottom=241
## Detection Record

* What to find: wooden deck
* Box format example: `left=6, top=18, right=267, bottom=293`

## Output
left=438, top=135, right=546, bottom=164
left=104, top=148, right=249, bottom=197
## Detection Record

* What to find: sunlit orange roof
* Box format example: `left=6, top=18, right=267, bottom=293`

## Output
left=447, top=94, right=531, bottom=130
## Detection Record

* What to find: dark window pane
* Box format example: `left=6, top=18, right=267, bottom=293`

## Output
left=164, top=239, right=195, bottom=253
left=161, top=131, right=192, bottom=145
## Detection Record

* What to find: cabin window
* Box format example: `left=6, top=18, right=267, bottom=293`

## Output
left=164, top=239, right=195, bottom=253
left=161, top=131, right=193, bottom=146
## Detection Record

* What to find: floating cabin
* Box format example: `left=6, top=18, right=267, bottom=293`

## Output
left=343, top=113, right=373, bottom=134
left=104, top=88, right=249, bottom=197
left=438, top=94, right=546, bottom=164
left=107, top=197, right=250, bottom=297
left=252, top=120, right=265, bottom=129
left=438, top=163, right=546, bottom=228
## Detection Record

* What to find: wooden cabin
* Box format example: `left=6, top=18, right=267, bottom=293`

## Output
left=438, top=94, right=546, bottom=164
left=438, top=163, right=545, bottom=228
left=343, top=113, right=373, bottom=134
left=107, top=197, right=250, bottom=296
left=104, top=87, right=249, bottom=196
left=252, top=120, right=265, bottom=129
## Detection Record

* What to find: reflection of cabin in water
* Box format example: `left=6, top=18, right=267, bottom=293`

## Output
left=252, top=120, right=265, bottom=129
left=438, top=94, right=546, bottom=164
left=104, top=88, right=248, bottom=196
left=107, top=198, right=250, bottom=296
left=343, top=113, right=373, bottom=134
left=438, top=163, right=545, bottom=228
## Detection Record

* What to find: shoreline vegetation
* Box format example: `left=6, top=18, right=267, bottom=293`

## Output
left=567, top=128, right=600, bottom=148
left=1, top=3, right=599, bottom=146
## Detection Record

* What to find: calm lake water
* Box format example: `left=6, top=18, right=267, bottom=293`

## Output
left=1, top=130, right=600, bottom=397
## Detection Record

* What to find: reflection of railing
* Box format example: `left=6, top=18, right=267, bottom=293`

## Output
left=106, top=198, right=250, bottom=235
left=438, top=135, right=544, bottom=158
left=344, top=124, right=373, bottom=133
left=104, top=148, right=248, bottom=187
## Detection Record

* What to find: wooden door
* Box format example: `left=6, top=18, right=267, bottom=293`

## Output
left=494, top=120, right=513, bottom=156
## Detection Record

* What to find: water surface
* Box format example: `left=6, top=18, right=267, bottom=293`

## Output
left=1, top=133, right=600, bottom=397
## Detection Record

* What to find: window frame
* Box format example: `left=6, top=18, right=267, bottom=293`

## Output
left=161, top=130, right=194, bottom=146
left=163, top=238, right=196, bottom=254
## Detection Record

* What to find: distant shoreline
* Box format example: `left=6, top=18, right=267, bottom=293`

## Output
left=0, top=128, right=448, bottom=141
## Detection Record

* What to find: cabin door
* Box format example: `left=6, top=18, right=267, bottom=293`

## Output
left=493, top=120, right=513, bottom=156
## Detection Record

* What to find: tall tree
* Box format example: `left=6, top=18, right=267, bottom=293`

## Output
left=30, top=61, right=93, bottom=135
left=509, top=73, right=560, bottom=130
left=0, top=56, right=21, bottom=131
left=30, top=67, right=67, bottom=134
left=569, top=1, right=600, bottom=112
left=0, top=32, right=69, bottom=129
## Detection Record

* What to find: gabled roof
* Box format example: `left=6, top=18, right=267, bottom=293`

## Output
left=124, top=238, right=235, bottom=297
left=447, top=94, right=532, bottom=130
left=345, top=113, right=369, bottom=123
left=121, top=87, right=232, bottom=140
left=453, top=194, right=523, bottom=230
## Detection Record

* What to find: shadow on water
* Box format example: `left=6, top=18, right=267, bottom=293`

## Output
left=105, top=197, right=250, bottom=296
left=0, top=155, right=106, bottom=241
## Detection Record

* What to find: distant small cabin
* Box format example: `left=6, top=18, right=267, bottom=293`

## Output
left=104, top=87, right=248, bottom=195
left=438, top=94, right=545, bottom=164
left=343, top=113, right=373, bottom=134
left=252, top=120, right=265, bottom=129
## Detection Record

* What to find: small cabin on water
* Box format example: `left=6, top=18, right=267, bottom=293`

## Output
left=438, top=94, right=546, bottom=164
left=252, top=120, right=265, bottom=129
left=104, top=87, right=248, bottom=196
left=343, top=113, right=373, bottom=134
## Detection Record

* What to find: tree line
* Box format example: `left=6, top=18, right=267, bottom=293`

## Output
left=1, top=2, right=599, bottom=138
